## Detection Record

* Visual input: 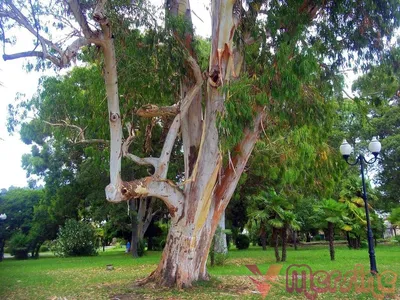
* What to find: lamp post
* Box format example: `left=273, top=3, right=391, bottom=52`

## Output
left=339, top=137, right=381, bottom=275
left=0, top=213, right=6, bottom=262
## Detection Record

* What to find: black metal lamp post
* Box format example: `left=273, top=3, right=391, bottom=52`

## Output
left=0, top=213, right=6, bottom=262
left=339, top=137, right=381, bottom=275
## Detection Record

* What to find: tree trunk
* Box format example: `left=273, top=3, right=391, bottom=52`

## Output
left=281, top=225, right=288, bottom=262
left=260, top=222, right=267, bottom=251
left=272, top=227, right=280, bottom=262
left=108, top=0, right=263, bottom=288
left=346, top=231, right=351, bottom=248
left=328, top=222, right=335, bottom=261
left=0, top=238, right=4, bottom=262
left=129, top=200, right=139, bottom=258
left=137, top=197, right=156, bottom=240
left=293, top=230, right=298, bottom=251
left=306, top=232, right=311, bottom=242
left=214, top=211, right=228, bottom=254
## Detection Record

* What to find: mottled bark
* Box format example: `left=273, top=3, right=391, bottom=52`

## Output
left=214, top=211, right=228, bottom=254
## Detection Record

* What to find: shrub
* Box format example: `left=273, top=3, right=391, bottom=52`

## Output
left=235, top=234, right=250, bottom=250
left=39, top=245, right=50, bottom=252
left=9, top=232, right=30, bottom=260
left=137, top=239, right=146, bottom=257
left=53, top=219, right=98, bottom=257
left=214, top=253, right=229, bottom=266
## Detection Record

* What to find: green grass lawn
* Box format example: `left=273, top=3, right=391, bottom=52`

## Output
left=0, top=245, right=399, bottom=299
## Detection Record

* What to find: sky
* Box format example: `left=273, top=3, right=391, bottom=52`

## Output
left=0, top=1, right=356, bottom=190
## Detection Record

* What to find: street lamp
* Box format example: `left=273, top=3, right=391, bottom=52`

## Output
left=340, top=137, right=381, bottom=275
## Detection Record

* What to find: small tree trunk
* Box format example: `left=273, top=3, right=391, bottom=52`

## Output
left=260, top=222, right=267, bottom=251
left=214, top=211, right=228, bottom=254
left=129, top=200, right=139, bottom=258
left=272, top=227, right=280, bottom=262
left=328, top=222, right=335, bottom=261
left=346, top=231, right=351, bottom=248
left=293, top=230, right=298, bottom=251
left=281, top=225, right=288, bottom=262
left=0, top=238, right=4, bottom=262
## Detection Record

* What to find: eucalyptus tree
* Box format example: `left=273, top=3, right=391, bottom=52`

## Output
left=2, top=0, right=399, bottom=288
left=352, top=48, right=400, bottom=210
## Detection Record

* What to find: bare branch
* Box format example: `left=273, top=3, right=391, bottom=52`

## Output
left=213, top=108, right=266, bottom=213
left=74, top=139, right=109, bottom=145
left=3, top=51, right=62, bottom=66
left=136, top=104, right=178, bottom=118
left=43, top=120, right=108, bottom=145
left=154, top=114, right=180, bottom=178
left=122, top=122, right=159, bottom=168
left=93, top=0, right=111, bottom=38
left=65, top=0, right=93, bottom=37
left=180, top=55, right=203, bottom=116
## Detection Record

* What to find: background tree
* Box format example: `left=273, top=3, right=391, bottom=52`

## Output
left=352, top=48, right=400, bottom=211
left=313, top=198, right=348, bottom=261
left=0, top=187, right=43, bottom=260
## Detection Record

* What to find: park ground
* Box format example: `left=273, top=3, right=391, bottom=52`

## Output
left=0, top=244, right=399, bottom=300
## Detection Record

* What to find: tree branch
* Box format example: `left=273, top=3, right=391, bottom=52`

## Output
left=136, top=104, right=178, bottom=118
left=154, top=114, right=180, bottom=178
left=120, top=177, right=183, bottom=217
left=65, top=0, right=93, bottom=38
left=122, top=122, right=159, bottom=168
left=43, top=120, right=108, bottom=145
left=2, top=51, right=62, bottom=66
left=180, top=55, right=203, bottom=116
left=213, top=108, right=266, bottom=213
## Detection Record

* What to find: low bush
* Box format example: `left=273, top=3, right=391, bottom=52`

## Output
left=137, top=239, right=146, bottom=257
left=235, top=234, right=250, bottom=250
left=9, top=232, right=30, bottom=260
left=53, top=219, right=98, bottom=257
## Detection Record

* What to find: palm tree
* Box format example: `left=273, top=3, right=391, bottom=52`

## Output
left=313, top=199, right=347, bottom=261
left=249, top=189, right=298, bottom=262
left=280, top=209, right=300, bottom=262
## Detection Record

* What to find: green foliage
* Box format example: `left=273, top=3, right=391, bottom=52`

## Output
left=389, top=208, right=400, bottom=227
left=8, top=232, right=30, bottom=259
left=53, top=219, right=98, bottom=257
left=235, top=234, right=250, bottom=250
left=137, top=239, right=146, bottom=257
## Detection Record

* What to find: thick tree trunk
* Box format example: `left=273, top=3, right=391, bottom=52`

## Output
left=214, top=211, right=228, bottom=254
left=260, top=222, right=267, bottom=251
left=140, top=213, right=214, bottom=287
left=281, top=225, right=288, bottom=262
left=272, top=227, right=280, bottom=262
left=328, top=222, right=335, bottom=261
